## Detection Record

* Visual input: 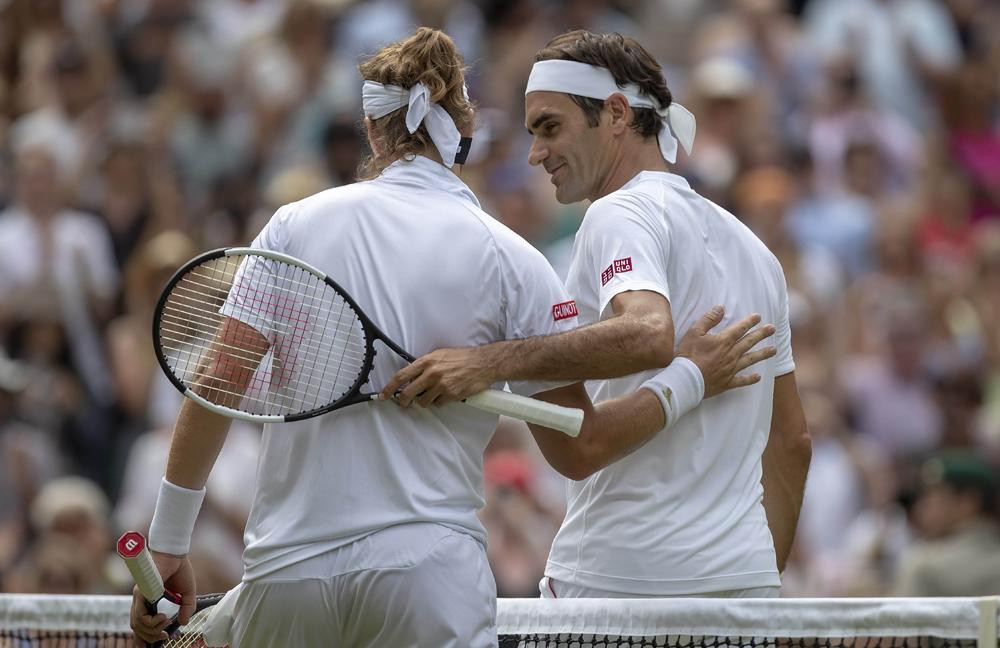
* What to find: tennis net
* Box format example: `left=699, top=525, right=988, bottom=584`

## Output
left=0, top=595, right=998, bottom=647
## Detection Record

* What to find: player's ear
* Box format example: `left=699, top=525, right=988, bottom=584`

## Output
left=604, top=93, right=630, bottom=135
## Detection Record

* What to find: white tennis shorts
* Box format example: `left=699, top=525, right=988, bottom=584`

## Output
left=205, top=523, right=497, bottom=648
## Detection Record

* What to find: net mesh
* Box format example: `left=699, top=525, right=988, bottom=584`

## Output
left=159, top=253, right=367, bottom=418
left=1, top=596, right=997, bottom=648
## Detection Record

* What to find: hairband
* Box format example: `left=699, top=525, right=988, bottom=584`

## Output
left=525, top=59, right=695, bottom=163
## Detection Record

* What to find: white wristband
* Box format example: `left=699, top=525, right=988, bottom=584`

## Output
left=640, top=356, right=705, bottom=429
left=148, top=477, right=206, bottom=556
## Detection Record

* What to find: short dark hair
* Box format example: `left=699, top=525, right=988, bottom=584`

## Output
left=534, top=30, right=671, bottom=139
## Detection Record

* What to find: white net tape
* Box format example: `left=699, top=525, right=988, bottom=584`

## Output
left=1, top=596, right=998, bottom=648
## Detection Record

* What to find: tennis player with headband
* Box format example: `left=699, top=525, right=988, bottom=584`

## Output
left=386, top=30, right=812, bottom=599
left=129, top=28, right=777, bottom=648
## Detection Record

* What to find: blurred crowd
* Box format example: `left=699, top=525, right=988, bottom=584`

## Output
left=1, top=0, right=999, bottom=601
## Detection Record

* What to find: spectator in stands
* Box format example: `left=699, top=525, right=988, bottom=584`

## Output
left=840, top=300, right=943, bottom=461
left=895, top=451, right=1000, bottom=596
left=805, top=0, right=962, bottom=129
left=6, top=477, right=120, bottom=594
left=0, top=127, right=118, bottom=406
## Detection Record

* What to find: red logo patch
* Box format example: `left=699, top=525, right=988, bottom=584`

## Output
left=613, top=257, right=633, bottom=273
left=552, top=300, right=579, bottom=321
left=601, top=265, right=614, bottom=286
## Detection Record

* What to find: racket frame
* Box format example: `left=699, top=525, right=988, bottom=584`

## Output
left=153, top=247, right=583, bottom=436
left=153, top=247, right=411, bottom=423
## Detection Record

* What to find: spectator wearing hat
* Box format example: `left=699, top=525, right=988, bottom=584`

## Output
left=894, top=451, right=1000, bottom=596
left=6, top=476, right=120, bottom=594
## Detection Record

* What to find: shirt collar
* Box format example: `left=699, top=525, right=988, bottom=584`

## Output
left=622, top=170, right=691, bottom=192
left=380, top=155, right=481, bottom=209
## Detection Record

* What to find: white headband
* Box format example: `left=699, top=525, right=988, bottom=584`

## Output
left=361, top=80, right=471, bottom=167
left=525, top=59, right=695, bottom=164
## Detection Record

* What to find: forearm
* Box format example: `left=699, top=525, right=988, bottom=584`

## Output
left=490, top=312, right=673, bottom=382
left=585, top=389, right=667, bottom=466
left=163, top=317, right=266, bottom=488
left=761, top=430, right=811, bottom=572
left=149, top=399, right=232, bottom=555
left=164, top=398, right=233, bottom=489
left=529, top=384, right=667, bottom=480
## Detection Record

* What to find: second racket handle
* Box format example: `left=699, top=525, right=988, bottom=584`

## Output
left=466, top=390, right=583, bottom=437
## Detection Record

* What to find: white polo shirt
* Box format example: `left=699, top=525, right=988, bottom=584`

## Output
left=547, top=170, right=795, bottom=595
left=235, top=156, right=577, bottom=580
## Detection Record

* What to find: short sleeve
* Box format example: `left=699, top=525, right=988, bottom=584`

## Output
left=578, top=196, right=671, bottom=319
left=497, top=234, right=578, bottom=397
left=219, top=205, right=294, bottom=343
left=772, top=268, right=796, bottom=377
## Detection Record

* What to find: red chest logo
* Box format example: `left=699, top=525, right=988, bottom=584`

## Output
left=552, top=300, right=579, bottom=321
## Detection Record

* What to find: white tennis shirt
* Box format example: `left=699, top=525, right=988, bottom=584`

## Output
left=235, top=156, right=577, bottom=580
left=547, top=170, right=795, bottom=595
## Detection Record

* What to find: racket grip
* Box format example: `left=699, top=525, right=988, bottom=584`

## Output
left=117, top=531, right=166, bottom=603
left=117, top=532, right=169, bottom=648
left=466, top=390, right=583, bottom=437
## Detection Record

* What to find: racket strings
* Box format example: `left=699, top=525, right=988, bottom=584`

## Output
left=159, top=309, right=367, bottom=364
left=159, top=254, right=369, bottom=417
left=237, top=262, right=366, bottom=410
left=162, top=608, right=210, bottom=648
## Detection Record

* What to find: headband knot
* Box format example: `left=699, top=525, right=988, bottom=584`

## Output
left=525, top=59, right=695, bottom=163
left=362, top=80, right=472, bottom=167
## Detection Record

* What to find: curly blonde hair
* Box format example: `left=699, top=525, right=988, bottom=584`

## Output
left=358, top=28, right=475, bottom=178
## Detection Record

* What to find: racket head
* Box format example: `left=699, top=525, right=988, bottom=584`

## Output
left=153, top=248, right=382, bottom=422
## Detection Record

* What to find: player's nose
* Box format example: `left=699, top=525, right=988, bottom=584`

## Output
left=527, top=138, right=547, bottom=166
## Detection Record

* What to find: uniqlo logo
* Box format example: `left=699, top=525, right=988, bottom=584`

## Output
left=601, top=265, right=614, bottom=286
left=613, top=257, right=633, bottom=273
left=552, top=300, right=579, bottom=321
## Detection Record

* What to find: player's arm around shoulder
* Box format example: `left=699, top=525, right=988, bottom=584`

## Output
left=528, top=307, right=777, bottom=480
left=382, top=289, right=676, bottom=407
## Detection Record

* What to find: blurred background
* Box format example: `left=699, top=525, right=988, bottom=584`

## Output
left=0, top=0, right=999, bottom=599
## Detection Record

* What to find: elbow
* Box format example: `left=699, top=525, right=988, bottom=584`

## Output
left=635, top=312, right=674, bottom=368
left=546, top=450, right=597, bottom=481
left=559, top=460, right=599, bottom=482
left=552, top=435, right=609, bottom=481
left=647, top=341, right=674, bottom=368
left=798, top=427, right=813, bottom=466
left=789, top=425, right=813, bottom=470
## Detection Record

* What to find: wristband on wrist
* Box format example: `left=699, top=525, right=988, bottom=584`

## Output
left=639, top=356, right=706, bottom=429
left=148, top=477, right=206, bottom=556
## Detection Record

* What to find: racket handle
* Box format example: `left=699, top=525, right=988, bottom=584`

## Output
left=117, top=531, right=169, bottom=648
left=466, top=390, right=583, bottom=437
left=117, top=531, right=166, bottom=602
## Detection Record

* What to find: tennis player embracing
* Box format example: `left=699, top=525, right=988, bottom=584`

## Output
left=130, top=28, right=776, bottom=648
left=388, top=30, right=812, bottom=599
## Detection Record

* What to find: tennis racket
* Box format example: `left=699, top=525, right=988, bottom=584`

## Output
left=117, top=531, right=225, bottom=648
left=152, top=247, right=583, bottom=436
